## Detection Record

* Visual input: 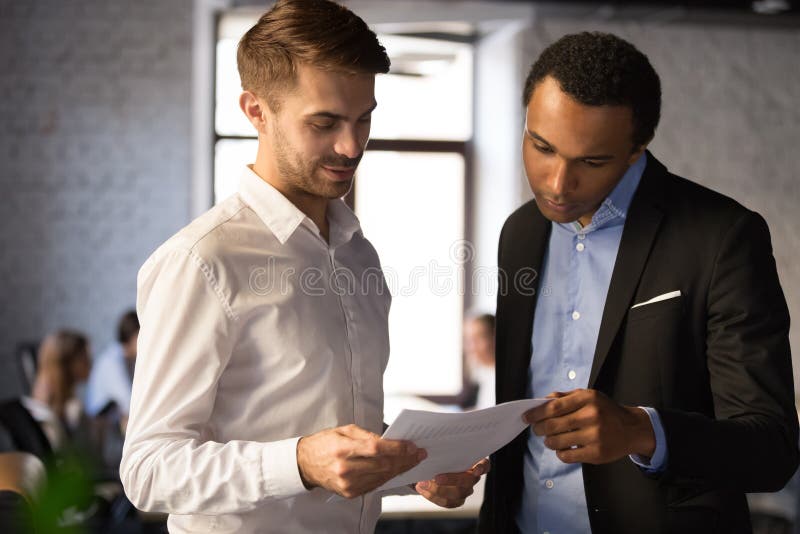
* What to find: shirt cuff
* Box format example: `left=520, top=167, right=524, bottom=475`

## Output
left=260, top=436, right=308, bottom=499
left=629, top=407, right=668, bottom=473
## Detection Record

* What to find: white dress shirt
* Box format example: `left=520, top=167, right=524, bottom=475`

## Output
left=121, top=166, right=392, bottom=533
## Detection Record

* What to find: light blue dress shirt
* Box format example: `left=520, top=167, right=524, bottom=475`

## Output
left=516, top=153, right=667, bottom=534
left=84, top=342, right=133, bottom=417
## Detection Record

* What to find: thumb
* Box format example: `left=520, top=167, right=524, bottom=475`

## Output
left=338, top=424, right=380, bottom=441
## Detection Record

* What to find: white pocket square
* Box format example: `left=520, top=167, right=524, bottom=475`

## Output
left=631, top=290, right=681, bottom=309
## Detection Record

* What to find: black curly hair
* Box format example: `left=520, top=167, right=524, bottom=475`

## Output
left=523, top=32, right=661, bottom=149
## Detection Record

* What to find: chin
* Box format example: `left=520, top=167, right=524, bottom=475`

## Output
left=323, top=180, right=353, bottom=199
left=534, top=200, right=578, bottom=224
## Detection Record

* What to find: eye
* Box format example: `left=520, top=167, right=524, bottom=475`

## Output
left=583, top=159, right=605, bottom=168
left=534, top=143, right=553, bottom=154
left=310, top=120, right=335, bottom=131
left=358, top=114, right=372, bottom=123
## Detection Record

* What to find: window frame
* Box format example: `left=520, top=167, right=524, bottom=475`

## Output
left=211, top=21, right=477, bottom=398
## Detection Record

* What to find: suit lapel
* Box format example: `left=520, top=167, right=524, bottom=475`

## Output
left=501, top=203, right=550, bottom=401
left=588, top=154, right=666, bottom=388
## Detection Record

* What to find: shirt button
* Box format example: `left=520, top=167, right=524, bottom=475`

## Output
left=576, top=242, right=585, bottom=252
left=572, top=311, right=580, bottom=320
left=545, top=479, right=554, bottom=489
left=578, top=233, right=586, bottom=240
left=568, top=370, right=577, bottom=380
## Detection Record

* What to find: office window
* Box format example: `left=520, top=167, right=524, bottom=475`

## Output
left=213, top=14, right=473, bottom=395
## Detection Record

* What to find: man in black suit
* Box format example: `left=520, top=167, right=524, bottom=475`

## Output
left=479, top=32, right=798, bottom=534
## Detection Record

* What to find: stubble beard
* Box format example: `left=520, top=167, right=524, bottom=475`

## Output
left=273, top=128, right=358, bottom=201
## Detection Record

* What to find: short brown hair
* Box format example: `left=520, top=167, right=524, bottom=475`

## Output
left=237, top=0, right=390, bottom=109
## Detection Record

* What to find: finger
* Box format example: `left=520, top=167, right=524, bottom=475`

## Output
left=523, top=403, right=550, bottom=424
left=542, top=428, right=595, bottom=451
left=377, top=449, right=426, bottom=479
left=523, top=391, right=573, bottom=423
left=333, top=455, right=426, bottom=497
left=337, top=471, right=393, bottom=497
left=416, top=480, right=471, bottom=508
left=417, top=481, right=473, bottom=501
left=556, top=443, right=601, bottom=465
left=371, top=438, right=420, bottom=457
left=532, top=405, right=597, bottom=437
left=469, top=458, right=491, bottom=476
left=335, top=446, right=425, bottom=488
left=433, top=471, right=480, bottom=486
left=524, top=389, right=593, bottom=424
left=348, top=436, right=419, bottom=460
left=338, top=424, right=381, bottom=441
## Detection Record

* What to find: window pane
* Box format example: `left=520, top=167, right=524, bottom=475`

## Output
left=355, top=151, right=465, bottom=395
left=215, top=37, right=256, bottom=137
left=214, top=139, right=258, bottom=204
left=214, top=17, right=473, bottom=141
left=371, top=35, right=472, bottom=141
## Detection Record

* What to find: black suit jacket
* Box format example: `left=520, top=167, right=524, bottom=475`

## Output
left=479, top=152, right=798, bottom=534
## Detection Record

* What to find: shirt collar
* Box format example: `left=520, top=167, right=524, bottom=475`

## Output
left=561, top=151, right=647, bottom=234
left=238, top=165, right=361, bottom=246
left=326, top=197, right=362, bottom=247
left=605, top=151, right=646, bottom=220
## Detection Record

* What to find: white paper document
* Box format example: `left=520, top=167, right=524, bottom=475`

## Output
left=376, top=398, right=550, bottom=492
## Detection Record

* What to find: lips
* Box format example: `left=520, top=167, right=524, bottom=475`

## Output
left=322, top=166, right=356, bottom=182
left=543, top=198, right=576, bottom=213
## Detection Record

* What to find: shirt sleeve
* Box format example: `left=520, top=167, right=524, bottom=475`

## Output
left=629, top=407, right=668, bottom=473
left=120, top=247, right=307, bottom=515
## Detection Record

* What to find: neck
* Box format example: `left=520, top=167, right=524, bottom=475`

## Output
left=251, top=161, right=330, bottom=241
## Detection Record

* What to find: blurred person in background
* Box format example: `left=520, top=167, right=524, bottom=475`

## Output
left=23, top=330, right=92, bottom=451
left=420, top=314, right=496, bottom=411
left=84, top=310, right=138, bottom=426
left=463, top=314, right=495, bottom=410
left=1, top=330, right=141, bottom=534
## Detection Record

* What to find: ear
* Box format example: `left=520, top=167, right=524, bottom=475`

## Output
left=239, top=91, right=269, bottom=134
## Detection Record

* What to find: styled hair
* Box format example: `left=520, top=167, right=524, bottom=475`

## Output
left=237, top=0, right=390, bottom=109
left=117, top=310, right=139, bottom=345
left=523, top=32, right=661, bottom=148
left=37, top=330, right=90, bottom=418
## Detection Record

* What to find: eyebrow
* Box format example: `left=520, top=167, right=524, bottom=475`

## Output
left=526, top=128, right=615, bottom=161
left=307, top=102, right=378, bottom=122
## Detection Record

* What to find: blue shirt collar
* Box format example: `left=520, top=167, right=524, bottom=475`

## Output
left=560, top=151, right=647, bottom=234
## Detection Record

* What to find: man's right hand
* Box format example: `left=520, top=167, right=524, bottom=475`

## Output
left=296, top=424, right=426, bottom=498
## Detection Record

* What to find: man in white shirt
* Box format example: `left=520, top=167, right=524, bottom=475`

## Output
left=119, top=1, right=487, bottom=532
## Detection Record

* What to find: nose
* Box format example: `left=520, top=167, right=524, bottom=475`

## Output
left=549, top=159, right=575, bottom=198
left=334, top=126, right=363, bottom=159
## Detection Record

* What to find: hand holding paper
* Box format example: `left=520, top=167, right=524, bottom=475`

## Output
left=524, top=389, right=656, bottom=465
left=414, top=457, right=490, bottom=508
left=297, top=424, right=425, bottom=498
left=377, top=398, right=550, bottom=492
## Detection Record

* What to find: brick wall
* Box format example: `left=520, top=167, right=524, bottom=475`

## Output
left=0, top=0, right=193, bottom=397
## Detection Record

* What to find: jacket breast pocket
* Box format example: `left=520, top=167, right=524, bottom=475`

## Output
left=627, top=294, right=684, bottom=323
left=612, top=295, right=686, bottom=406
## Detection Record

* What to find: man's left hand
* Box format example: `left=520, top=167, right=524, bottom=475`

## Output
left=415, top=458, right=490, bottom=508
left=524, top=389, right=655, bottom=465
